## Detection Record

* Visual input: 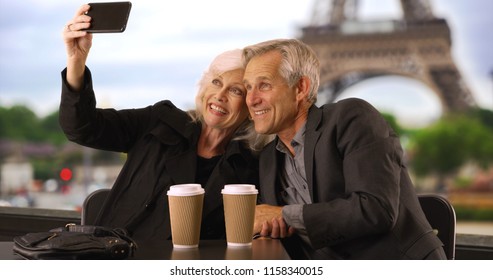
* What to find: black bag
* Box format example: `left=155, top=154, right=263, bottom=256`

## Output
left=13, top=224, right=137, bottom=260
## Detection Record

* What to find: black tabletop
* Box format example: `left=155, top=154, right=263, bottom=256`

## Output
left=0, top=238, right=290, bottom=260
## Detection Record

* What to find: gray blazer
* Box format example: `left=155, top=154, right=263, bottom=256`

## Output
left=259, top=98, right=443, bottom=259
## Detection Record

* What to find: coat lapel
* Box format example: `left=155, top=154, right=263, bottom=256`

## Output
left=152, top=104, right=200, bottom=185
left=164, top=149, right=197, bottom=184
left=202, top=141, right=247, bottom=217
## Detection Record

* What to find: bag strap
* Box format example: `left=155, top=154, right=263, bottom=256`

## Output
left=65, top=224, right=100, bottom=234
left=60, top=224, right=138, bottom=251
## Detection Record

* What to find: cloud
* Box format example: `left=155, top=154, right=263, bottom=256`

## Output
left=0, top=0, right=313, bottom=116
left=1, top=0, right=492, bottom=121
left=337, top=76, right=443, bottom=127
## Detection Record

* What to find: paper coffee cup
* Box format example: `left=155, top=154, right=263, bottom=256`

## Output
left=167, top=184, right=205, bottom=248
left=221, top=184, right=258, bottom=247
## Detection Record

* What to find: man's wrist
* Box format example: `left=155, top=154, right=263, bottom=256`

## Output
left=282, top=204, right=306, bottom=230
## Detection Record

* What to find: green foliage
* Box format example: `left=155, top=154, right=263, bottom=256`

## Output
left=39, top=111, right=67, bottom=146
left=467, top=107, right=493, bottom=131
left=381, top=112, right=402, bottom=136
left=0, top=105, right=42, bottom=141
left=454, top=206, right=493, bottom=221
left=453, top=176, right=474, bottom=190
left=409, top=113, right=493, bottom=177
left=0, top=105, right=66, bottom=146
left=31, top=158, right=58, bottom=181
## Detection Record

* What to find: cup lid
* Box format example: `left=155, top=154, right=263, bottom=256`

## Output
left=167, top=184, right=204, bottom=196
left=221, top=184, right=258, bottom=195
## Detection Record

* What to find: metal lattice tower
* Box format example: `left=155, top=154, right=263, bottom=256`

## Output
left=302, top=0, right=476, bottom=112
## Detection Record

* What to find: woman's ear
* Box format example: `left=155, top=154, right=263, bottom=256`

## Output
left=295, top=76, right=311, bottom=102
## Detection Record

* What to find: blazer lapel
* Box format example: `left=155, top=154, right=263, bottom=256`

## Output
left=260, top=142, right=282, bottom=205
left=304, top=105, right=323, bottom=201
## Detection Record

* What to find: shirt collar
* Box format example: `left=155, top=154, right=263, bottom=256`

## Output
left=275, top=121, right=307, bottom=154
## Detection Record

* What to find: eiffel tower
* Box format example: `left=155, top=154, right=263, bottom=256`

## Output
left=300, top=0, right=476, bottom=112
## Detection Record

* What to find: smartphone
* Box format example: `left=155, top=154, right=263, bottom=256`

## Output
left=85, top=2, right=132, bottom=33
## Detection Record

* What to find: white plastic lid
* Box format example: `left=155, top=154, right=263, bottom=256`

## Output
left=221, top=184, right=258, bottom=195
left=167, top=184, right=204, bottom=196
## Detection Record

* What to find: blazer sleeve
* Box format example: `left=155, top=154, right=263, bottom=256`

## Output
left=304, top=98, right=403, bottom=249
left=59, top=67, right=155, bottom=152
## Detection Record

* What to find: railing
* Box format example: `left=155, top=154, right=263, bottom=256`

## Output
left=0, top=206, right=80, bottom=241
left=456, top=234, right=493, bottom=260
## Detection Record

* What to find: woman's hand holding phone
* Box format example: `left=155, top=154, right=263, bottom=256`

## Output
left=62, top=4, right=93, bottom=92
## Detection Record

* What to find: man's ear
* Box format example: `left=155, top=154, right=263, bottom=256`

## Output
left=295, top=76, right=311, bottom=102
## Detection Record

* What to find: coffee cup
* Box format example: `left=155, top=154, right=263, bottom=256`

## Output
left=167, top=184, right=204, bottom=248
left=221, top=184, right=258, bottom=246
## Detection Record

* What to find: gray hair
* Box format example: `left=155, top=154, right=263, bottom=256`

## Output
left=242, top=38, right=320, bottom=104
left=188, top=49, right=274, bottom=152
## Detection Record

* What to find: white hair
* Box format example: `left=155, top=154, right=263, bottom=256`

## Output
left=188, top=49, right=273, bottom=152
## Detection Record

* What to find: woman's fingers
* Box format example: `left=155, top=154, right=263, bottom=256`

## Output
left=74, top=4, right=91, bottom=17
left=64, top=22, right=91, bottom=35
left=64, top=4, right=92, bottom=35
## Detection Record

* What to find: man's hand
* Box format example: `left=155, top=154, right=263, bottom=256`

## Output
left=254, top=204, right=295, bottom=239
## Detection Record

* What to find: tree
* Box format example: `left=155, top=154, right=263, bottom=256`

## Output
left=409, top=113, right=493, bottom=190
left=0, top=105, right=43, bottom=141
left=39, top=111, right=67, bottom=146
left=0, top=105, right=67, bottom=145
left=467, top=107, right=493, bottom=131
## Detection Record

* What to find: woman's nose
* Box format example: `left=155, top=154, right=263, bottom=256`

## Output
left=215, top=89, right=228, bottom=102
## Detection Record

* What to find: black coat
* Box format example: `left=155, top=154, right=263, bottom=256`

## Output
left=59, top=68, right=259, bottom=240
left=259, top=98, right=443, bottom=259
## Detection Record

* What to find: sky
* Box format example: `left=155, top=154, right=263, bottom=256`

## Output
left=0, top=0, right=492, bottom=128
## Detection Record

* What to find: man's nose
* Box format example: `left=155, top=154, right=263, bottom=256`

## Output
left=246, top=89, right=260, bottom=107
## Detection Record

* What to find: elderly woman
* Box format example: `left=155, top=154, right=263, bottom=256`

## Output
left=60, top=4, right=266, bottom=240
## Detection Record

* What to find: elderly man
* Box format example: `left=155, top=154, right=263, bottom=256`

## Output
left=242, top=39, right=446, bottom=259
